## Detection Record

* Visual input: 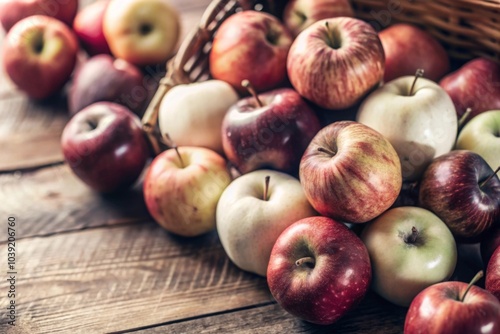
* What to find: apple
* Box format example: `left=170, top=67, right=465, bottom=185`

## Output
left=103, top=0, right=181, bottom=66
left=68, top=54, right=147, bottom=116
left=282, top=0, right=354, bottom=38
left=61, top=102, right=150, bottom=193
left=267, top=216, right=371, bottom=325
left=221, top=83, right=321, bottom=175
left=299, top=121, right=402, bottom=223
left=158, top=80, right=239, bottom=154
left=73, top=0, right=111, bottom=56
left=405, top=272, right=500, bottom=334
left=486, top=247, right=500, bottom=301
left=0, top=0, right=78, bottom=32
left=1, top=15, right=78, bottom=99
left=440, top=57, right=500, bottom=122
left=419, top=150, right=500, bottom=241
left=209, top=11, right=293, bottom=93
left=356, top=72, right=457, bottom=181
left=216, top=170, right=316, bottom=276
left=456, top=110, right=500, bottom=171
left=361, top=206, right=457, bottom=306
left=482, top=228, right=500, bottom=267
left=143, top=146, right=231, bottom=237
left=287, top=17, right=385, bottom=110
left=379, top=23, right=450, bottom=82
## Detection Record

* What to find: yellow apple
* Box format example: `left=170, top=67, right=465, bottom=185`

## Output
left=103, top=0, right=180, bottom=66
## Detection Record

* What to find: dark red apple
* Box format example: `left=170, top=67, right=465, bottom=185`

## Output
left=440, top=57, right=500, bottom=122
left=68, top=54, right=147, bottom=116
left=486, top=247, right=500, bottom=301
left=419, top=150, right=500, bottom=241
left=73, top=0, right=111, bottom=56
left=61, top=102, right=150, bottom=193
left=379, top=23, right=450, bottom=82
left=267, top=216, right=371, bottom=325
left=405, top=272, right=500, bottom=334
left=221, top=85, right=321, bottom=175
left=0, top=0, right=78, bottom=32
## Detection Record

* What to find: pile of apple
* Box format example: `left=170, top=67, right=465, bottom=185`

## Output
left=3, top=0, right=500, bottom=331
left=0, top=0, right=183, bottom=190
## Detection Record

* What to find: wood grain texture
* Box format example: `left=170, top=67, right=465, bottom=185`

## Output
left=135, top=294, right=406, bottom=334
left=0, top=164, right=149, bottom=242
left=0, top=223, right=272, bottom=333
left=0, top=0, right=212, bottom=172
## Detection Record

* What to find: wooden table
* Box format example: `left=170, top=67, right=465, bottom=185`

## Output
left=2, top=1, right=484, bottom=333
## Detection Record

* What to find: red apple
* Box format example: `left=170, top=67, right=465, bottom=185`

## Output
left=419, top=150, right=500, bottom=242
left=405, top=272, right=500, bottom=334
left=1, top=15, right=78, bottom=99
left=0, top=0, right=78, bottom=32
left=282, top=0, right=354, bottom=38
left=440, top=58, right=500, bottom=122
left=103, top=0, right=181, bottom=66
left=486, top=247, right=500, bottom=301
left=144, top=146, right=231, bottom=237
left=61, top=102, right=150, bottom=193
left=379, top=23, right=450, bottom=82
left=267, top=216, right=371, bottom=325
left=221, top=85, right=321, bottom=175
left=299, top=121, right=402, bottom=223
left=68, top=54, right=147, bottom=116
left=73, top=0, right=111, bottom=56
left=482, top=228, right=500, bottom=266
left=287, top=17, right=385, bottom=110
left=209, top=11, right=293, bottom=93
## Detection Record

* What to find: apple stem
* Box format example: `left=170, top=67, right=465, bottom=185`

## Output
left=409, top=69, right=425, bottom=96
left=294, top=10, right=307, bottom=24
left=404, top=226, right=419, bottom=244
left=241, top=80, right=263, bottom=107
left=458, top=108, right=472, bottom=129
left=263, top=175, right=270, bottom=201
left=460, top=271, right=484, bottom=302
left=295, top=257, right=315, bottom=269
left=165, top=133, right=184, bottom=168
left=324, top=21, right=338, bottom=49
left=317, top=147, right=336, bottom=157
left=480, top=166, right=500, bottom=189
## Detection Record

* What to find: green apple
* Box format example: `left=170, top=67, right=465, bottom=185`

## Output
left=456, top=110, right=500, bottom=170
left=361, top=206, right=457, bottom=307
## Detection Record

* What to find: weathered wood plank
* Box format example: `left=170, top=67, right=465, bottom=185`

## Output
left=0, top=164, right=149, bottom=242
left=134, top=293, right=406, bottom=334
left=0, top=223, right=272, bottom=333
left=0, top=0, right=212, bottom=172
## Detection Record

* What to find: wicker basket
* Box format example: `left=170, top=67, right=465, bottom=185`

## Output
left=141, top=0, right=500, bottom=155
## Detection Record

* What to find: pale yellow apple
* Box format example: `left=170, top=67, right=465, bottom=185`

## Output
left=216, top=170, right=317, bottom=276
left=456, top=110, right=500, bottom=170
left=103, top=0, right=180, bottom=66
left=159, top=80, right=239, bottom=154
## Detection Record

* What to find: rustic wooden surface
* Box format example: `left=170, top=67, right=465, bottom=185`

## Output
left=0, top=1, right=479, bottom=333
